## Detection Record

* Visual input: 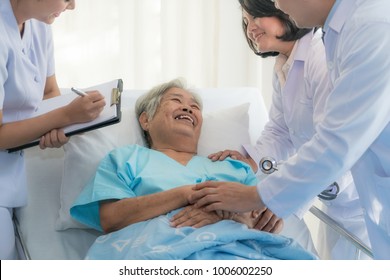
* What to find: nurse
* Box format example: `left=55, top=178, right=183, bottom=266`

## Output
left=191, top=0, right=390, bottom=259
left=0, top=0, right=105, bottom=259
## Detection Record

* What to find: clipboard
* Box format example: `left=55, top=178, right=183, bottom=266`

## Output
left=7, top=79, right=123, bottom=153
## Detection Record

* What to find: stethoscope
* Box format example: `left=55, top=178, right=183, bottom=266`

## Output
left=259, top=156, right=339, bottom=200
left=260, top=157, right=278, bottom=174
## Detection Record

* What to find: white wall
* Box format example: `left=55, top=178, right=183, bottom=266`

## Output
left=52, top=0, right=274, bottom=109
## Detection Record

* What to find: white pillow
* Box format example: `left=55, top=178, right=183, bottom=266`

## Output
left=198, top=102, right=250, bottom=156
left=55, top=108, right=143, bottom=230
left=56, top=103, right=251, bottom=230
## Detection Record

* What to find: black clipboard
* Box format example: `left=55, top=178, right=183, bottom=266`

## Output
left=7, top=79, right=123, bottom=153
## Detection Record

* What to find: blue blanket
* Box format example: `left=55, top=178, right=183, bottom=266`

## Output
left=85, top=209, right=317, bottom=260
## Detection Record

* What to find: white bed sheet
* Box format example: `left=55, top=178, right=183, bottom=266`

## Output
left=15, top=86, right=317, bottom=259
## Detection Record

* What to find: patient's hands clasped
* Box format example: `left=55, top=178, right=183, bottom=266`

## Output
left=171, top=203, right=283, bottom=234
left=187, top=181, right=283, bottom=234
left=170, top=205, right=221, bottom=228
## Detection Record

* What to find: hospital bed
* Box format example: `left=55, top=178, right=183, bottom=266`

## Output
left=13, top=86, right=372, bottom=260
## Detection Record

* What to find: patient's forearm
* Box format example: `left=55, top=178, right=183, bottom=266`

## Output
left=100, top=185, right=193, bottom=233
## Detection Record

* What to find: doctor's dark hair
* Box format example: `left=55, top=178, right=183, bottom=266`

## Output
left=135, top=78, right=203, bottom=147
left=239, top=0, right=312, bottom=58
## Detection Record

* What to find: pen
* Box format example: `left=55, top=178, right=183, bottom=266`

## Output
left=71, top=87, right=88, bottom=97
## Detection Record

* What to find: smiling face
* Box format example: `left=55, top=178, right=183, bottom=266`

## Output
left=243, top=10, right=286, bottom=54
left=139, top=87, right=203, bottom=153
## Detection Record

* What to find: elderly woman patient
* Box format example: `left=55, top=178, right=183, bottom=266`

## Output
left=70, top=79, right=316, bottom=260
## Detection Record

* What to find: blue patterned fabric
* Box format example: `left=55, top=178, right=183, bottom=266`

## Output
left=86, top=208, right=317, bottom=260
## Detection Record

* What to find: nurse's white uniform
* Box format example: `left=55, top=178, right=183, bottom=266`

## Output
left=0, top=0, right=54, bottom=207
left=0, top=0, right=54, bottom=258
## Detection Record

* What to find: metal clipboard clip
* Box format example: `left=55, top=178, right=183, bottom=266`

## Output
left=110, top=79, right=123, bottom=105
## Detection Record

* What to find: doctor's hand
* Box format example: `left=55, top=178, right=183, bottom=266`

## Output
left=66, top=90, right=106, bottom=124
left=208, top=150, right=258, bottom=172
left=251, top=208, right=284, bottom=234
left=39, top=128, right=69, bottom=149
left=190, top=181, right=265, bottom=214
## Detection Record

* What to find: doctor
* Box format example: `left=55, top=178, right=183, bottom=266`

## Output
left=210, top=0, right=368, bottom=259
left=191, top=0, right=390, bottom=259
left=0, top=0, right=105, bottom=259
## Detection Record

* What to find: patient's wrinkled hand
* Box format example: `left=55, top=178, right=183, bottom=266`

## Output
left=170, top=205, right=221, bottom=228
left=231, top=211, right=259, bottom=228
left=251, top=208, right=284, bottom=234
left=215, top=210, right=234, bottom=219
left=231, top=209, right=283, bottom=233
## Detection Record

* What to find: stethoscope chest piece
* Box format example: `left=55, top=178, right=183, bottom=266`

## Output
left=260, top=157, right=278, bottom=174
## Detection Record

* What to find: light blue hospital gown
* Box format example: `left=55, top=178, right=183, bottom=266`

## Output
left=71, top=145, right=317, bottom=260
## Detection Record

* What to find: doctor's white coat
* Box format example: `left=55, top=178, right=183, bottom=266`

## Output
left=259, top=0, right=390, bottom=260
left=246, top=29, right=368, bottom=259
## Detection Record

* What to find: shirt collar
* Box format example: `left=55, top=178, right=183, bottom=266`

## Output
left=293, top=30, right=314, bottom=62
left=1, top=0, right=23, bottom=45
left=323, top=0, right=341, bottom=31
left=324, top=0, right=357, bottom=35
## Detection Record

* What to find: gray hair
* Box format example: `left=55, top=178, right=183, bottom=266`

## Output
left=135, top=78, right=203, bottom=147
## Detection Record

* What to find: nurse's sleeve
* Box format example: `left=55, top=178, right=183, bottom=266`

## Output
left=45, top=25, right=55, bottom=77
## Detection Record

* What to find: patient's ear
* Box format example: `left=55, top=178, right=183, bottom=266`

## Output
left=138, top=112, right=150, bottom=132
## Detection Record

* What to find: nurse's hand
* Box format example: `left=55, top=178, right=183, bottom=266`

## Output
left=66, top=90, right=106, bottom=124
left=39, top=128, right=69, bottom=149
left=208, top=150, right=258, bottom=172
